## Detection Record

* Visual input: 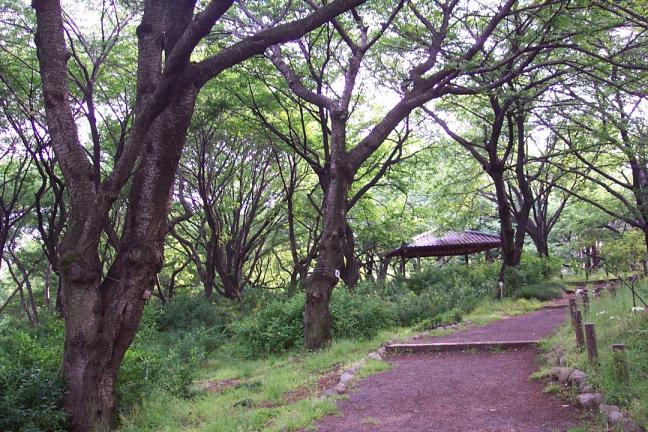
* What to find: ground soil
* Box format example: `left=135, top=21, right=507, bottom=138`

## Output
left=315, top=307, right=585, bottom=432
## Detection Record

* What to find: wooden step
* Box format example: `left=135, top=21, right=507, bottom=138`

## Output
left=386, top=340, right=539, bottom=354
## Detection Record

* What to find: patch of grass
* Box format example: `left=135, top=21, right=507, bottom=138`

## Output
left=542, top=285, right=648, bottom=428
left=120, top=328, right=410, bottom=432
left=356, top=359, right=391, bottom=378
left=362, top=416, right=381, bottom=425
left=514, top=281, right=566, bottom=301
left=463, top=298, right=544, bottom=325
left=530, top=367, right=552, bottom=381
left=543, top=383, right=562, bottom=394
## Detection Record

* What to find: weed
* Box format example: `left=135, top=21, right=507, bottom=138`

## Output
left=363, top=416, right=382, bottom=425
left=543, top=383, right=562, bottom=394
left=530, top=368, right=552, bottom=380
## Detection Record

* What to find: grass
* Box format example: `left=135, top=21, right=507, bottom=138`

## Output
left=119, top=329, right=409, bottom=432
left=120, top=296, right=554, bottom=431
left=543, top=383, right=562, bottom=394
left=462, top=298, right=544, bottom=325
left=541, top=285, right=648, bottom=429
left=561, top=270, right=640, bottom=284
left=514, top=281, right=566, bottom=301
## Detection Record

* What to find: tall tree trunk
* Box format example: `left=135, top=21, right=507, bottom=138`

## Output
left=304, top=114, right=351, bottom=349
left=378, top=257, right=389, bottom=282
left=44, top=263, right=52, bottom=307
left=61, top=88, right=197, bottom=431
left=492, top=167, right=519, bottom=269
left=530, top=232, right=549, bottom=257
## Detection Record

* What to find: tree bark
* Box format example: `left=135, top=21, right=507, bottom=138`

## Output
left=492, top=166, right=520, bottom=268
left=60, top=85, right=197, bottom=430
left=340, top=222, right=360, bottom=288
left=304, top=113, right=351, bottom=349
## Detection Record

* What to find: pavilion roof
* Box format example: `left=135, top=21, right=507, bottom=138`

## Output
left=384, top=230, right=501, bottom=259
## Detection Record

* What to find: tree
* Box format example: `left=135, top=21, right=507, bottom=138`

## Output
left=286, top=0, right=521, bottom=348
left=538, top=7, right=648, bottom=253
left=31, top=0, right=367, bottom=429
left=426, top=1, right=580, bottom=272
left=171, top=120, right=284, bottom=299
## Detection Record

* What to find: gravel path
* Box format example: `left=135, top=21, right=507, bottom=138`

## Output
left=315, top=307, right=582, bottom=432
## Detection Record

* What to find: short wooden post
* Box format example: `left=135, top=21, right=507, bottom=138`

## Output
left=584, top=323, right=598, bottom=365
left=611, top=343, right=628, bottom=383
left=581, top=289, right=590, bottom=314
left=569, top=298, right=578, bottom=323
left=574, top=311, right=585, bottom=349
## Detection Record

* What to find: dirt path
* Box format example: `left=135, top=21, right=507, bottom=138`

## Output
left=417, top=307, right=568, bottom=344
left=315, top=307, right=583, bottom=432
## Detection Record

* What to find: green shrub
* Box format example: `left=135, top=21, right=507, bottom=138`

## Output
left=152, top=294, right=234, bottom=333
left=391, top=290, right=442, bottom=326
left=413, top=308, right=463, bottom=331
left=233, top=289, right=396, bottom=357
left=518, top=255, right=561, bottom=284
left=232, top=295, right=305, bottom=357
left=0, top=315, right=68, bottom=432
left=118, top=299, right=230, bottom=411
left=504, top=255, right=562, bottom=293
left=330, top=289, right=395, bottom=339
left=514, top=281, right=566, bottom=301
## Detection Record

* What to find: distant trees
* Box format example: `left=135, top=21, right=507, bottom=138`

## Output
left=170, top=121, right=284, bottom=299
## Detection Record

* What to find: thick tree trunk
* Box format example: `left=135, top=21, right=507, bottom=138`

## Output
left=378, top=257, right=389, bottom=282
left=526, top=219, right=549, bottom=257
left=304, top=114, right=351, bottom=349
left=202, top=274, right=216, bottom=299
left=61, top=88, right=197, bottom=431
left=531, top=233, right=549, bottom=257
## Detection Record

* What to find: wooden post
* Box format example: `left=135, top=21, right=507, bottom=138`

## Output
left=569, top=298, right=578, bottom=324
left=584, top=323, right=598, bottom=365
left=611, top=344, right=628, bottom=383
left=574, top=311, right=585, bottom=350
left=581, top=290, right=589, bottom=314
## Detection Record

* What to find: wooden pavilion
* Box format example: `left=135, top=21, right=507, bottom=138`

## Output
left=384, top=230, right=502, bottom=272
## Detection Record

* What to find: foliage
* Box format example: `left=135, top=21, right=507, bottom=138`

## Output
left=504, top=255, right=562, bottom=292
left=0, top=296, right=235, bottom=430
left=330, top=289, right=396, bottom=340
left=601, top=230, right=648, bottom=275
left=152, top=294, right=234, bottom=333
left=231, top=295, right=306, bottom=357
left=0, top=313, right=67, bottom=432
left=234, top=258, right=559, bottom=357
left=513, top=281, right=566, bottom=301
